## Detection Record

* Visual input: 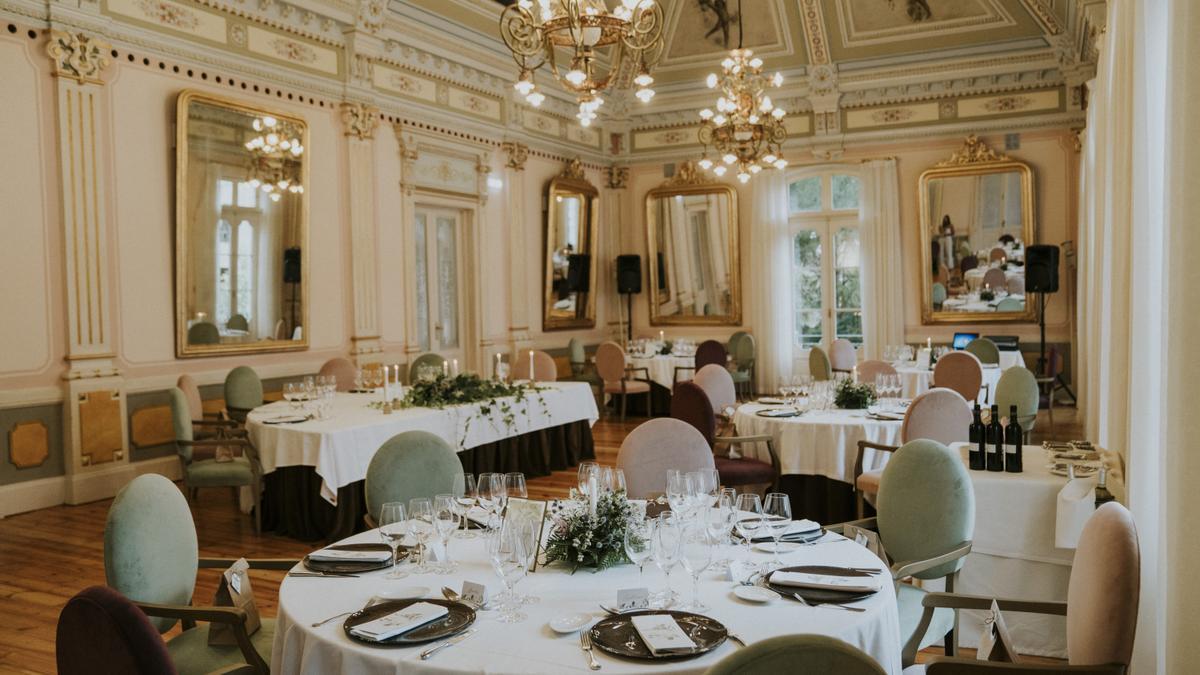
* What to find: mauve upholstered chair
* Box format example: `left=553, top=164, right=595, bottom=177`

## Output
left=933, top=351, right=985, bottom=403
left=364, top=430, right=462, bottom=528
left=222, top=366, right=263, bottom=423
left=694, top=363, right=737, bottom=416
left=318, top=357, right=358, bottom=391
left=982, top=267, right=1007, bottom=291
left=830, top=338, right=857, bottom=373
left=809, top=346, right=833, bottom=381
left=856, top=360, right=898, bottom=385
left=595, top=341, right=651, bottom=422
left=853, top=387, right=972, bottom=518
left=964, top=337, right=1001, bottom=365
left=671, top=382, right=778, bottom=494
left=705, top=634, right=886, bottom=675
left=921, top=502, right=1139, bottom=674
left=988, top=247, right=1007, bottom=263
left=511, top=350, right=558, bottom=382
left=616, top=418, right=714, bottom=500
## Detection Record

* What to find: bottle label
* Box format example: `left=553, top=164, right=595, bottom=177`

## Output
left=1005, top=444, right=1018, bottom=456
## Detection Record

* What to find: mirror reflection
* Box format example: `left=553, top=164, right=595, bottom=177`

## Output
left=543, top=161, right=598, bottom=331
left=176, top=91, right=308, bottom=356
left=645, top=166, right=740, bottom=325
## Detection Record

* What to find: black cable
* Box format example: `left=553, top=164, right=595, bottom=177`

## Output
left=737, top=0, right=744, bottom=49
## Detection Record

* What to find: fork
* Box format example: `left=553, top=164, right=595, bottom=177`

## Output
left=580, top=631, right=601, bottom=670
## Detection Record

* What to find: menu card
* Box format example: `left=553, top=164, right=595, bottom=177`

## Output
left=629, top=614, right=697, bottom=656
left=348, top=602, right=449, bottom=641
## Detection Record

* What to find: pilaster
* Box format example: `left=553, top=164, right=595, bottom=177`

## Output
left=501, top=141, right=532, bottom=352
left=341, top=101, right=384, bottom=362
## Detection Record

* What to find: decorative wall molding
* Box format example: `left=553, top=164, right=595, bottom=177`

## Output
left=46, top=29, right=112, bottom=84
left=501, top=141, right=528, bottom=170
left=340, top=100, right=379, bottom=139
left=8, top=421, right=49, bottom=469
left=607, top=164, right=629, bottom=190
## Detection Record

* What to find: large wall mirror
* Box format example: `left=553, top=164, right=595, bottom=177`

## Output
left=919, top=136, right=1036, bottom=324
left=645, top=161, right=741, bottom=325
left=543, top=159, right=599, bottom=331
left=175, top=91, right=308, bottom=357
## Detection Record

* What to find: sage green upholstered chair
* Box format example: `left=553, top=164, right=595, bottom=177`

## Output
left=104, top=474, right=296, bottom=675
left=568, top=338, right=588, bottom=377
left=919, top=503, right=1139, bottom=675
left=932, top=282, right=948, bottom=309
left=170, top=388, right=262, bottom=533
left=187, top=322, right=219, bottom=345
left=833, top=439, right=975, bottom=669
left=728, top=332, right=756, bottom=399
left=222, top=366, right=263, bottom=423
left=226, top=314, right=249, bottom=332
left=995, top=366, right=1039, bottom=438
left=994, top=297, right=1024, bottom=312
left=809, top=346, right=833, bottom=381
left=705, top=634, right=886, bottom=675
left=408, top=353, right=448, bottom=383
left=964, top=337, right=1001, bottom=365
left=363, top=430, right=462, bottom=528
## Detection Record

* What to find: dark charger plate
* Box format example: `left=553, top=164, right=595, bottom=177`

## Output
left=302, top=543, right=407, bottom=574
left=588, top=610, right=727, bottom=661
left=765, top=565, right=879, bottom=604
left=342, top=598, right=475, bottom=647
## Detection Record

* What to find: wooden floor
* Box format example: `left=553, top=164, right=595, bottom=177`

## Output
left=0, top=409, right=1079, bottom=673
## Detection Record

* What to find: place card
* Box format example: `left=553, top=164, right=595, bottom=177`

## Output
left=629, top=614, right=698, bottom=656
left=461, top=581, right=488, bottom=607
left=348, top=602, right=449, bottom=642
left=616, top=587, right=650, bottom=612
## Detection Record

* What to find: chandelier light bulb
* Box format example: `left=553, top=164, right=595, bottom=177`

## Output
left=722, top=57, right=735, bottom=69
left=634, top=70, right=654, bottom=87
left=635, top=88, right=655, bottom=102
left=252, top=119, right=263, bottom=131
left=565, top=69, right=587, bottom=86
left=248, top=178, right=260, bottom=188
left=706, top=73, right=718, bottom=88
left=514, top=72, right=535, bottom=96
left=772, top=107, right=785, bottom=119
left=713, top=114, right=727, bottom=125
left=579, top=116, right=592, bottom=127
left=722, top=153, right=737, bottom=165
left=737, top=172, right=750, bottom=183
left=526, top=91, right=545, bottom=106
left=262, top=116, right=276, bottom=128
left=698, top=157, right=713, bottom=170
left=270, top=192, right=281, bottom=202
left=622, top=0, right=638, bottom=7
left=760, top=96, right=773, bottom=113
left=750, top=164, right=763, bottom=173
left=772, top=72, right=784, bottom=87
left=582, top=26, right=602, bottom=46
left=774, top=158, right=788, bottom=169
left=713, top=165, right=727, bottom=176
left=699, top=108, right=714, bottom=120
left=748, top=114, right=759, bottom=124
left=763, top=153, right=777, bottom=164
left=750, top=57, right=763, bottom=69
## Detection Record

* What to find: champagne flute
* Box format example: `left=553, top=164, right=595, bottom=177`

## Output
left=407, top=498, right=434, bottom=573
left=734, top=493, right=763, bottom=562
left=652, top=512, right=681, bottom=607
left=679, top=522, right=713, bottom=612
left=378, top=502, right=408, bottom=579
left=762, top=492, right=793, bottom=571
left=477, top=472, right=498, bottom=529
left=488, top=473, right=508, bottom=522
left=454, top=473, right=478, bottom=539
left=433, top=494, right=460, bottom=573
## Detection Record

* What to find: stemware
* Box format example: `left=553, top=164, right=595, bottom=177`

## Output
left=453, top=473, right=478, bottom=539
left=733, top=493, right=763, bottom=561
left=610, top=468, right=627, bottom=494
left=678, top=522, right=714, bottom=612
left=707, top=488, right=737, bottom=570
left=651, top=512, right=681, bottom=607
left=624, top=517, right=653, bottom=589
left=762, top=492, right=793, bottom=571
left=598, top=466, right=615, bottom=495
left=433, top=494, right=460, bottom=573
left=283, top=382, right=299, bottom=411
left=504, top=472, right=528, bottom=500
left=302, top=375, right=316, bottom=400
left=407, top=498, right=435, bottom=573
left=577, top=461, right=599, bottom=498
left=378, top=502, right=409, bottom=579
left=486, top=524, right=527, bottom=623
left=665, top=471, right=692, bottom=518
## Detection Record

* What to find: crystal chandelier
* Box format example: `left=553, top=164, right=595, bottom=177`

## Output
left=695, top=2, right=787, bottom=183
left=500, top=0, right=664, bottom=127
left=244, top=115, right=304, bottom=202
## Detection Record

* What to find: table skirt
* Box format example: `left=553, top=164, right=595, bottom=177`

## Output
left=262, top=419, right=595, bottom=542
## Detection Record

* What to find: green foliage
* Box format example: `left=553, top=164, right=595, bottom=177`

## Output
left=834, top=377, right=877, bottom=410
left=543, top=491, right=640, bottom=573
left=370, top=373, right=546, bottom=447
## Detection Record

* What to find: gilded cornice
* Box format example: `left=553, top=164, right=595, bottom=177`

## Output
left=46, top=30, right=112, bottom=84
left=500, top=141, right=528, bottom=170
left=340, top=101, right=378, bottom=139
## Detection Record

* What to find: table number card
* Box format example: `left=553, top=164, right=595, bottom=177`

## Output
left=461, top=581, right=488, bottom=607
left=504, top=497, right=548, bottom=571
left=844, top=524, right=887, bottom=564
left=977, top=599, right=1016, bottom=662
left=617, top=587, right=650, bottom=611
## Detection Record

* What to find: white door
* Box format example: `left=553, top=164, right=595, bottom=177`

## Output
left=414, top=206, right=465, bottom=365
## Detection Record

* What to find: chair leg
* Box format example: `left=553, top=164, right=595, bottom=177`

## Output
left=253, top=480, right=262, bottom=535
left=620, top=393, right=627, bottom=423
left=855, top=491, right=865, bottom=520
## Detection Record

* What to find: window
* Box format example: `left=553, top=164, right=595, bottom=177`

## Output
left=413, top=207, right=464, bottom=356
left=214, top=178, right=261, bottom=328
left=788, top=171, right=864, bottom=348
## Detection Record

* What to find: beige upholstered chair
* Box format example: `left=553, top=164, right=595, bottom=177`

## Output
left=920, top=503, right=1139, bottom=674
left=1006, top=275, right=1025, bottom=295
left=856, top=359, right=898, bottom=385
left=694, top=364, right=737, bottom=416
left=830, top=338, right=857, bottom=373
left=809, top=346, right=833, bottom=381
left=988, top=246, right=1007, bottom=263
left=511, top=350, right=558, bottom=382
left=595, top=341, right=651, bottom=422
left=933, top=351, right=985, bottom=402
left=854, top=388, right=972, bottom=518
left=616, top=418, right=715, bottom=500
left=981, top=268, right=1007, bottom=291
left=318, top=357, right=357, bottom=392
left=175, top=374, right=241, bottom=440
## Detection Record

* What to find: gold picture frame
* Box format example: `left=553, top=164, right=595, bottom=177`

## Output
left=543, top=159, right=600, bottom=332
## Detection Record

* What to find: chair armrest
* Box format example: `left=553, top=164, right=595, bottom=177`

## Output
left=193, top=418, right=241, bottom=428
left=854, top=440, right=900, bottom=486
left=826, top=517, right=878, bottom=535
left=921, top=591, right=1068, bottom=617
left=136, top=602, right=267, bottom=674
left=180, top=439, right=254, bottom=449
left=890, top=541, right=972, bottom=580
left=625, top=366, right=651, bottom=379
left=211, top=666, right=261, bottom=675
left=716, top=434, right=774, bottom=444
left=198, top=558, right=301, bottom=571
left=925, top=658, right=1124, bottom=674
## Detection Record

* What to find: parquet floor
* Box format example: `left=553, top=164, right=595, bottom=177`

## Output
left=0, top=409, right=1079, bottom=673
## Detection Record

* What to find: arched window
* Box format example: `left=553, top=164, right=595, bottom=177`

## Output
left=788, top=170, right=864, bottom=349
left=214, top=178, right=259, bottom=328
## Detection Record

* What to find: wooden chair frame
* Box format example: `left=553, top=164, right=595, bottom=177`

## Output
left=177, top=437, right=263, bottom=534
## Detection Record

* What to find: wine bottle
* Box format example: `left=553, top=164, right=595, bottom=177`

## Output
left=1094, top=467, right=1116, bottom=508
left=968, top=403, right=985, bottom=470
left=985, top=404, right=1004, bottom=471
left=1004, top=405, right=1023, bottom=473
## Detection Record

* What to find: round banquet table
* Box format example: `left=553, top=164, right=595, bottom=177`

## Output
left=895, top=363, right=1003, bottom=404
left=963, top=266, right=1024, bottom=292
left=625, top=353, right=696, bottom=390
left=271, top=525, right=902, bottom=674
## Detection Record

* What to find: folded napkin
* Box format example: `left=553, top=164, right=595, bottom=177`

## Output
left=756, top=397, right=786, bottom=405
left=465, top=506, right=491, bottom=527
left=743, top=519, right=820, bottom=543
left=757, top=408, right=800, bottom=418
left=349, top=602, right=449, bottom=641
left=770, top=571, right=881, bottom=594
left=630, top=614, right=697, bottom=656
left=308, top=547, right=392, bottom=563
left=1055, top=477, right=1097, bottom=549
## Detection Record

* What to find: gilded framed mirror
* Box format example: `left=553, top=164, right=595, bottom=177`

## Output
left=919, top=136, right=1036, bottom=324
left=175, top=90, right=309, bottom=357
left=645, top=161, right=741, bottom=326
left=543, top=158, right=599, bottom=331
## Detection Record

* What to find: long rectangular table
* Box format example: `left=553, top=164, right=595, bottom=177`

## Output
left=246, top=382, right=599, bottom=541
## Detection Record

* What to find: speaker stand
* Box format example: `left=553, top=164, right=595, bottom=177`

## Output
left=624, top=293, right=633, bottom=344
left=1036, top=292, right=1078, bottom=406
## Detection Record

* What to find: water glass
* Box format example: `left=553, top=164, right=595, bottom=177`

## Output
left=652, top=513, right=682, bottom=607
left=624, top=517, right=653, bottom=587
left=454, top=473, right=478, bottom=538
left=577, top=461, right=599, bottom=497
left=611, top=468, right=627, bottom=494
left=433, top=494, right=460, bottom=573
left=678, top=522, right=713, bottom=612
left=665, top=470, right=692, bottom=517
left=762, top=492, right=793, bottom=570
left=407, top=498, right=434, bottom=573
left=486, top=524, right=527, bottom=623
left=378, top=502, right=409, bottom=579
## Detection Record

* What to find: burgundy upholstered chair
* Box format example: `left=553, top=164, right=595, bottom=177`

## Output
left=932, top=351, right=985, bottom=403
left=694, top=340, right=727, bottom=371
left=671, top=381, right=779, bottom=494
left=853, top=388, right=972, bottom=518
left=595, top=341, right=651, bottom=422
left=318, top=357, right=358, bottom=392
left=57, top=585, right=178, bottom=675
left=510, top=350, right=558, bottom=382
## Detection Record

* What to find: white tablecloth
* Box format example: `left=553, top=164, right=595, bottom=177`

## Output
left=963, top=267, right=1024, bottom=292
left=626, top=354, right=695, bottom=390
left=894, top=351, right=1023, bottom=403
left=271, top=526, right=902, bottom=674
left=246, top=383, right=599, bottom=504
left=731, top=405, right=903, bottom=484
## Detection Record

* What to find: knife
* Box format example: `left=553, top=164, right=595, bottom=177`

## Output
left=419, top=628, right=476, bottom=660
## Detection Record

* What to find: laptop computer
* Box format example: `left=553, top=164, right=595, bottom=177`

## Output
left=952, top=332, right=980, bottom=350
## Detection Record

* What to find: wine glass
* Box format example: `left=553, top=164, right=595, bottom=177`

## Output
left=708, top=488, right=737, bottom=570
left=454, top=473, right=478, bottom=539
left=762, top=492, right=793, bottom=571
left=652, top=513, right=681, bottom=608
left=577, top=461, right=599, bottom=498
left=504, top=472, right=528, bottom=500
left=665, top=470, right=691, bottom=518
left=734, top=493, right=763, bottom=561
left=484, top=473, right=508, bottom=526
left=353, top=368, right=363, bottom=392
left=378, top=502, right=408, bottom=579
left=486, top=524, right=526, bottom=623
left=407, top=498, right=434, bottom=573
left=598, top=466, right=614, bottom=495
left=283, top=382, right=299, bottom=411
left=302, top=376, right=315, bottom=400
left=611, top=468, right=627, bottom=494
left=678, top=522, right=713, bottom=612
left=695, top=469, right=720, bottom=509
left=433, top=494, right=460, bottom=573
left=624, top=517, right=653, bottom=588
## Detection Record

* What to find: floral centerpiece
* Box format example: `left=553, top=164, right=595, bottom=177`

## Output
left=543, top=489, right=641, bottom=573
left=371, top=373, right=546, bottom=446
left=834, top=377, right=877, bottom=410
